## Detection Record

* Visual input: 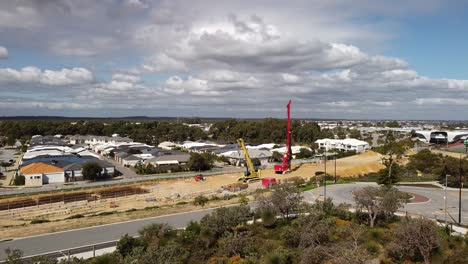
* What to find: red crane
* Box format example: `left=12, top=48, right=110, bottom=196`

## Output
left=274, top=100, right=292, bottom=174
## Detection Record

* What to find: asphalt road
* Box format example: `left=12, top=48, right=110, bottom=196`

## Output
left=0, top=208, right=218, bottom=260
left=304, top=183, right=468, bottom=224
left=2, top=182, right=468, bottom=260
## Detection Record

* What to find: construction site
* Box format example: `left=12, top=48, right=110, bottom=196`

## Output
left=0, top=100, right=387, bottom=239
left=0, top=150, right=385, bottom=238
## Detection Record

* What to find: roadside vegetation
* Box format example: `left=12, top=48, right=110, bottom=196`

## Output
left=6, top=183, right=468, bottom=264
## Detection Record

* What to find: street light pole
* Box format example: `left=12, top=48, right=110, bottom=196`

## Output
left=324, top=150, right=327, bottom=199
left=459, top=154, right=463, bottom=224
left=445, top=174, right=449, bottom=226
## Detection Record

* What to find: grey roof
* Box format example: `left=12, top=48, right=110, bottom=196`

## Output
left=63, top=160, right=114, bottom=171
left=148, top=154, right=190, bottom=163
left=63, top=163, right=82, bottom=171
left=115, top=152, right=130, bottom=158
left=224, top=149, right=272, bottom=159
left=122, top=155, right=141, bottom=161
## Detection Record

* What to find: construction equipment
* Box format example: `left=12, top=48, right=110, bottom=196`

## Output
left=194, top=174, right=205, bottom=182
left=237, top=138, right=261, bottom=182
left=275, top=100, right=292, bottom=174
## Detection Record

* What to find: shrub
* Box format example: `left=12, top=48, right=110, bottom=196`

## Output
left=176, top=201, right=188, bottom=206
left=126, top=208, right=138, bottom=212
left=65, top=214, right=84, bottom=220
left=30, top=219, right=50, bottom=224
left=194, top=195, right=209, bottom=207
left=98, top=211, right=114, bottom=216
left=365, top=241, right=380, bottom=255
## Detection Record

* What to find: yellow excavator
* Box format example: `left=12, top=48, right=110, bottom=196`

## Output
left=237, top=138, right=261, bottom=183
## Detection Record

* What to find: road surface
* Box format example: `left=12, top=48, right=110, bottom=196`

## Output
left=0, top=207, right=219, bottom=260
left=305, top=183, right=468, bottom=224
left=2, top=182, right=468, bottom=260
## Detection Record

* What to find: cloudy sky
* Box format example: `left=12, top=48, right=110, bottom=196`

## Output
left=0, top=0, right=467, bottom=119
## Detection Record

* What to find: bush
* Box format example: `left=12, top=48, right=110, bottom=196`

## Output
left=30, top=219, right=50, bottom=224
left=65, top=214, right=84, bottom=220
left=176, top=201, right=188, bottom=205
left=365, top=241, right=380, bottom=255
left=126, top=208, right=138, bottom=212
left=98, top=211, right=114, bottom=216
left=193, top=195, right=209, bottom=207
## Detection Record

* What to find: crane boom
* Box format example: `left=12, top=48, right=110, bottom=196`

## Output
left=237, top=138, right=260, bottom=182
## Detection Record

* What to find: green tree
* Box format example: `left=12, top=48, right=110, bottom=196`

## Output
left=188, top=153, right=213, bottom=171
left=13, top=175, right=25, bottom=186
left=406, top=149, right=443, bottom=175
left=257, top=183, right=303, bottom=219
left=296, top=148, right=312, bottom=159
left=349, top=129, right=362, bottom=139
left=378, top=132, right=405, bottom=186
left=271, top=151, right=283, bottom=162
left=81, top=162, right=102, bottom=181
left=353, top=186, right=407, bottom=227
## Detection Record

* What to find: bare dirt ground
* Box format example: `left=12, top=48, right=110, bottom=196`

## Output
left=0, top=151, right=384, bottom=238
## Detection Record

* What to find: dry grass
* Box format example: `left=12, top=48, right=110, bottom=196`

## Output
left=0, top=198, right=245, bottom=239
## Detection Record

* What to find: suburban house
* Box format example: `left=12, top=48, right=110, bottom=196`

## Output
left=158, top=141, right=181, bottom=150
left=146, top=154, right=190, bottom=166
left=21, top=162, right=64, bottom=186
left=62, top=160, right=115, bottom=182
left=122, top=155, right=142, bottom=167
left=68, top=135, right=133, bottom=145
left=315, top=138, right=370, bottom=153
left=271, top=146, right=312, bottom=158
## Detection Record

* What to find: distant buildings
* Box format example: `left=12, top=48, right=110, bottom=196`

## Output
left=315, top=138, right=370, bottom=153
left=414, top=130, right=468, bottom=144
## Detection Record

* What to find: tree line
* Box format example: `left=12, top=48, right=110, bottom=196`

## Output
left=209, top=118, right=332, bottom=144
left=1, top=119, right=334, bottom=146
left=0, top=120, right=207, bottom=146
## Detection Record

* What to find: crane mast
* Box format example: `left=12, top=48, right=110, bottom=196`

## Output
left=274, top=100, right=292, bottom=174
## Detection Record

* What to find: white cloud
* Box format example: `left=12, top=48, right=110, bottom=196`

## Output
left=0, top=0, right=467, bottom=119
left=415, top=98, right=468, bottom=106
left=0, top=67, right=94, bottom=86
left=112, top=73, right=141, bottom=83
left=0, top=46, right=7, bottom=59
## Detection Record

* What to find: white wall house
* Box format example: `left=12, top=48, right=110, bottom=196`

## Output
left=20, top=162, right=65, bottom=186
left=315, top=138, right=370, bottom=153
left=122, top=155, right=142, bottom=166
